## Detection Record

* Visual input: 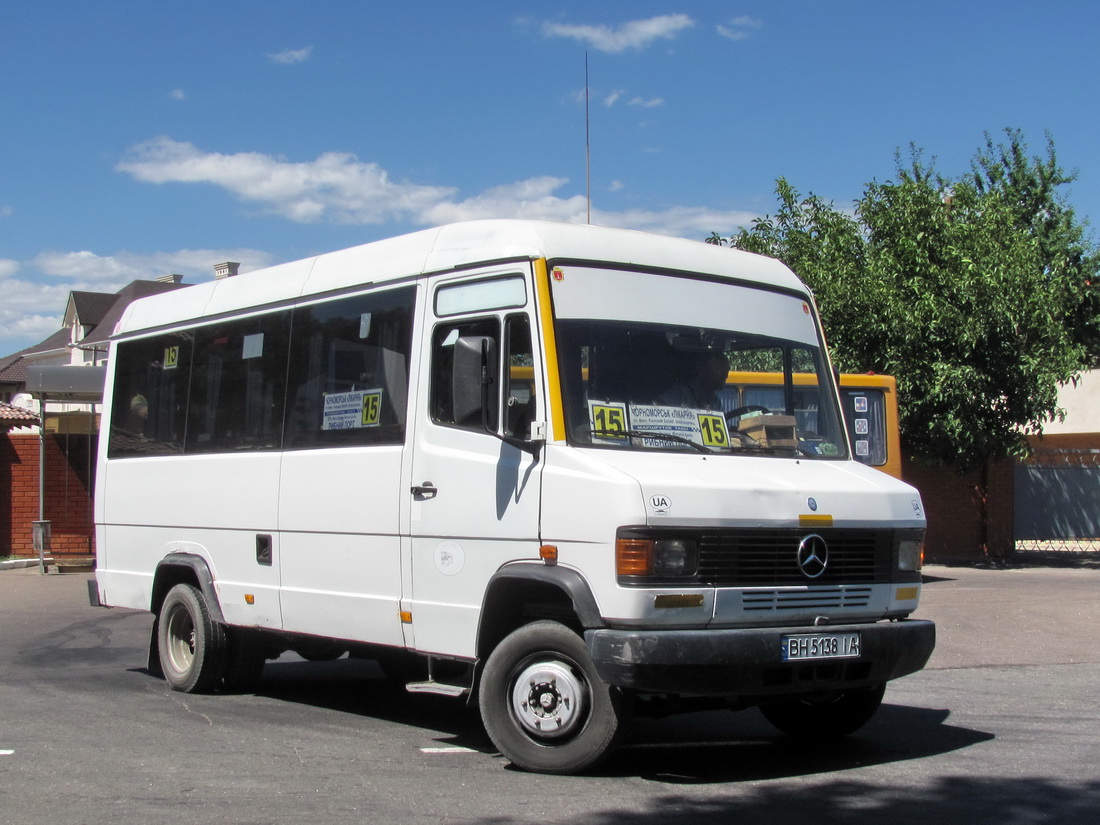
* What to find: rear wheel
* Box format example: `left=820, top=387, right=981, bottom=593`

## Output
left=760, top=683, right=886, bottom=739
left=480, top=621, right=629, bottom=774
left=157, top=583, right=226, bottom=693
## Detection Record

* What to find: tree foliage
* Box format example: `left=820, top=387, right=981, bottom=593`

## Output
left=709, top=130, right=1100, bottom=469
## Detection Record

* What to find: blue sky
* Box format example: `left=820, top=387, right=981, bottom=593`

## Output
left=2, top=1, right=1099, bottom=354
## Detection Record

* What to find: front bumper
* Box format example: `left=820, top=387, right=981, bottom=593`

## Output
left=586, top=618, right=935, bottom=697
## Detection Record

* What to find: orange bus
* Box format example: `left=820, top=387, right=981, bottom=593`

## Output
left=720, top=371, right=902, bottom=479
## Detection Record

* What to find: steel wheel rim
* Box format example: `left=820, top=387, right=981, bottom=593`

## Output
left=508, top=656, right=590, bottom=741
left=164, top=603, right=196, bottom=674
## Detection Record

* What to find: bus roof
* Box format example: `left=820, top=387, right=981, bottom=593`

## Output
left=114, top=220, right=808, bottom=337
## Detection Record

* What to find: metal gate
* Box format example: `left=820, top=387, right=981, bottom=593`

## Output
left=1014, top=448, right=1100, bottom=554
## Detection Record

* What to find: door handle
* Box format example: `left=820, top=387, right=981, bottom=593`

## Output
left=411, top=482, right=438, bottom=500
left=256, top=533, right=273, bottom=566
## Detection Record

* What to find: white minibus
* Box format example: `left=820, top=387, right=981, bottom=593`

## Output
left=91, top=220, right=934, bottom=774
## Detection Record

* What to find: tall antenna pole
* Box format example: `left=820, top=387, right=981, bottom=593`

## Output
left=585, top=52, right=591, bottom=225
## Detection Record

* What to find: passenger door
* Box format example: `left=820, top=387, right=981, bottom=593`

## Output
left=405, top=269, right=544, bottom=657
left=277, top=285, right=417, bottom=646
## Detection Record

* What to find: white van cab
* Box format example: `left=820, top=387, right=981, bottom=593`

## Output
left=91, top=220, right=934, bottom=774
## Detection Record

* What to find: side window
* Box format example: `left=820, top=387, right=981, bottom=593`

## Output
left=186, top=312, right=290, bottom=453
left=842, top=389, right=887, bottom=466
left=504, top=315, right=535, bottom=438
left=284, top=286, right=415, bottom=448
left=431, top=318, right=500, bottom=431
left=108, top=331, right=193, bottom=458
left=429, top=313, right=536, bottom=436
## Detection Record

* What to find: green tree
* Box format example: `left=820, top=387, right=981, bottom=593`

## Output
left=709, top=130, right=1099, bottom=470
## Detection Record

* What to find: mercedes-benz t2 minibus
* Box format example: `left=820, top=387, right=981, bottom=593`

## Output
left=91, top=220, right=934, bottom=774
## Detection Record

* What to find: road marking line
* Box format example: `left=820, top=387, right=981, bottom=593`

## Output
left=420, top=746, right=478, bottom=754
left=1, top=750, right=14, bottom=756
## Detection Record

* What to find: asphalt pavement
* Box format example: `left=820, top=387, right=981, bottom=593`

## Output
left=1, top=560, right=1098, bottom=825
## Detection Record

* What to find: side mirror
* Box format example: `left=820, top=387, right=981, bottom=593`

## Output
left=452, top=334, right=543, bottom=456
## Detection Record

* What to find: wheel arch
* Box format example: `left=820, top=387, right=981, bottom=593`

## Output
left=475, top=563, right=604, bottom=662
left=151, top=553, right=226, bottom=625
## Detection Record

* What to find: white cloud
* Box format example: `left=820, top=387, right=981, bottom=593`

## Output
left=543, top=14, right=694, bottom=53
left=0, top=205, right=13, bottom=218
left=628, top=96, right=664, bottom=108
left=268, top=45, right=313, bottom=65
left=595, top=205, right=758, bottom=238
left=0, top=248, right=277, bottom=355
left=117, top=137, right=457, bottom=225
left=116, top=136, right=757, bottom=241
left=169, top=88, right=186, bottom=100
left=32, top=248, right=274, bottom=284
left=717, top=16, right=764, bottom=41
left=0, top=278, right=72, bottom=352
left=421, top=177, right=588, bottom=225
left=603, top=90, right=624, bottom=107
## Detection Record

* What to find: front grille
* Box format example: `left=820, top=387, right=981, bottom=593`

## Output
left=696, top=529, right=892, bottom=586
left=742, top=586, right=873, bottom=611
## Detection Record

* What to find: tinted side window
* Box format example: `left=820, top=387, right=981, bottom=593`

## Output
left=186, top=313, right=290, bottom=454
left=284, top=286, right=415, bottom=448
left=430, top=318, right=500, bottom=430
left=109, top=332, right=193, bottom=458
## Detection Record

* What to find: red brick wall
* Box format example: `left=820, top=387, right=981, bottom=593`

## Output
left=0, top=433, right=96, bottom=557
left=902, top=454, right=1014, bottom=561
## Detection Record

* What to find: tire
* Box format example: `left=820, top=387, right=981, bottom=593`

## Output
left=157, top=583, right=226, bottom=693
left=221, top=627, right=268, bottom=693
left=479, top=621, right=629, bottom=774
left=295, top=641, right=347, bottom=662
left=760, top=683, right=886, bottom=740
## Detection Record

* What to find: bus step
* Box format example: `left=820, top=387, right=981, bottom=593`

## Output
left=405, top=680, right=469, bottom=698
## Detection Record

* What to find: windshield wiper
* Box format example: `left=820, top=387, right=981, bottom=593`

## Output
left=592, top=428, right=713, bottom=455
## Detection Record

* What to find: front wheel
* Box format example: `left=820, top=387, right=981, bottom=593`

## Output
left=760, top=683, right=886, bottom=739
left=157, top=583, right=226, bottom=693
left=479, top=621, right=629, bottom=774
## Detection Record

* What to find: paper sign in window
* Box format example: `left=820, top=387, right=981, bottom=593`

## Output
left=322, top=389, right=384, bottom=430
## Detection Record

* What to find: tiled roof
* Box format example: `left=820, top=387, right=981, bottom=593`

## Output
left=0, top=401, right=39, bottom=428
left=0, top=329, right=72, bottom=385
left=69, top=291, right=118, bottom=327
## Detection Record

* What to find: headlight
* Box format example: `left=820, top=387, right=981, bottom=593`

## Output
left=616, top=536, right=698, bottom=578
left=653, top=539, right=698, bottom=576
left=898, top=539, right=924, bottom=571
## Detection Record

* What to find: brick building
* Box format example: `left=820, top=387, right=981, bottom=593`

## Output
left=0, top=278, right=185, bottom=559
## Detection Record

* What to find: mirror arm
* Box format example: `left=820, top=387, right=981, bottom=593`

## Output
left=497, top=431, right=544, bottom=457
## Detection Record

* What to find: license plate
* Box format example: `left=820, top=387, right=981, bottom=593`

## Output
left=782, top=632, right=861, bottom=661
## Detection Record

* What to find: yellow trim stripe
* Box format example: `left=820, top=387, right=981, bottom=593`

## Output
left=534, top=258, right=566, bottom=442
left=799, top=514, right=834, bottom=527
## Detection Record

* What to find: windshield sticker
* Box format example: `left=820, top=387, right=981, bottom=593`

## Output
left=589, top=401, right=733, bottom=449
left=628, top=404, right=705, bottom=448
left=323, top=388, right=384, bottom=430
left=589, top=401, right=628, bottom=443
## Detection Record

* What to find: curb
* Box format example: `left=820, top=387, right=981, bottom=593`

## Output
left=0, top=558, right=51, bottom=571
left=0, top=558, right=95, bottom=574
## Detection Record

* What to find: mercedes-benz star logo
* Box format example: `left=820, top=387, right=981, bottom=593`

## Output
left=796, top=534, right=829, bottom=579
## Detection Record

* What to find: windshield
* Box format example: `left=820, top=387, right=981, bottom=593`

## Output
left=549, top=264, right=848, bottom=458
